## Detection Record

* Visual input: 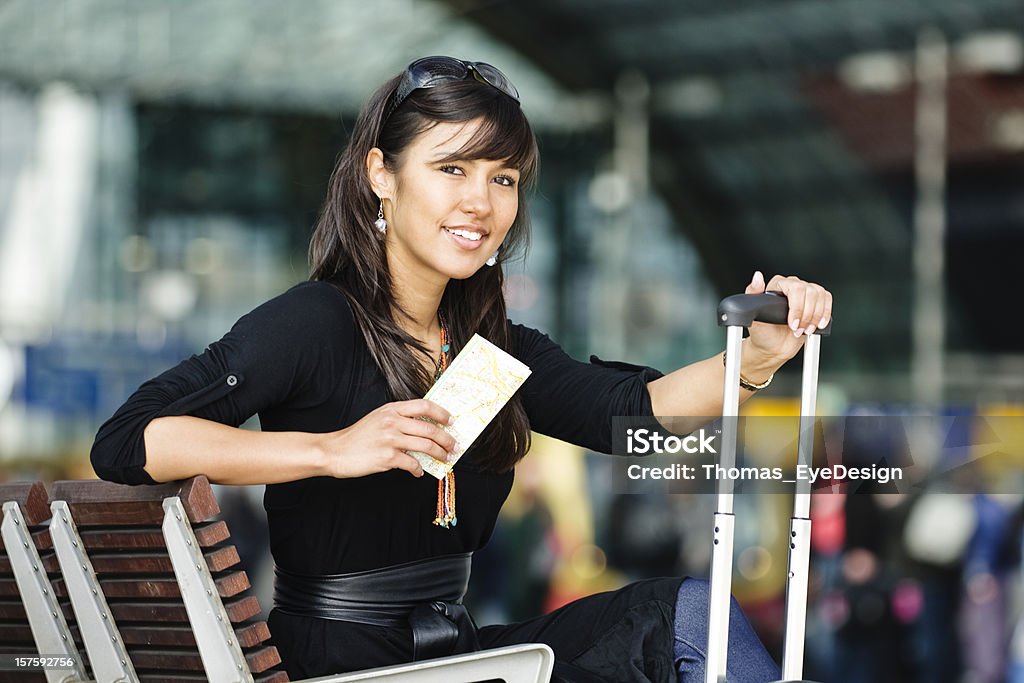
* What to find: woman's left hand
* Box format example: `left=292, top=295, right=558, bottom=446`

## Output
left=744, top=271, right=833, bottom=367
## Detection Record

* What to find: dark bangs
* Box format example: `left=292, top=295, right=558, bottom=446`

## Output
left=381, top=79, right=539, bottom=187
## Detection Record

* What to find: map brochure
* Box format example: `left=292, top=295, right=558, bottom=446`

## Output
left=409, top=333, right=531, bottom=479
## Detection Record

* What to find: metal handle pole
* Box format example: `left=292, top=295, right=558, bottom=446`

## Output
left=705, top=325, right=744, bottom=683
left=781, top=334, right=821, bottom=681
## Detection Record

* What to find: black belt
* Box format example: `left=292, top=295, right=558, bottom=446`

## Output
left=273, top=552, right=479, bottom=660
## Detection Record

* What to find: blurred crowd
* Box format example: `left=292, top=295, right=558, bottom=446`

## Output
left=463, top=479, right=1024, bottom=683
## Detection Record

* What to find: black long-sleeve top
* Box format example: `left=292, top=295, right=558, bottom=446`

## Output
left=90, top=280, right=663, bottom=576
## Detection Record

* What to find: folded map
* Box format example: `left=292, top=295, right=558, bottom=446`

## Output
left=410, top=334, right=532, bottom=479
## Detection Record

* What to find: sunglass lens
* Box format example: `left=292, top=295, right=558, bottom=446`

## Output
left=408, top=56, right=469, bottom=88
left=473, top=63, right=520, bottom=102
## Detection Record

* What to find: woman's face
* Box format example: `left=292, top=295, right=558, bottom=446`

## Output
left=373, top=119, right=521, bottom=283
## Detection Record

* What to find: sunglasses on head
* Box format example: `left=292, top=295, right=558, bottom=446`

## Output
left=382, top=56, right=521, bottom=124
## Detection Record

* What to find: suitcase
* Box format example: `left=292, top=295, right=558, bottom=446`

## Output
left=705, top=292, right=830, bottom=683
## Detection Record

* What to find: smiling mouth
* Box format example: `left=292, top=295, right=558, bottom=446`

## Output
left=444, top=227, right=485, bottom=242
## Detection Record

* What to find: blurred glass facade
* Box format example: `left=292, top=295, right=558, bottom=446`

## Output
left=2, top=2, right=1024, bottom=681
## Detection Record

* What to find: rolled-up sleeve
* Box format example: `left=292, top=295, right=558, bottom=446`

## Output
left=512, top=324, right=663, bottom=454
left=90, top=281, right=352, bottom=484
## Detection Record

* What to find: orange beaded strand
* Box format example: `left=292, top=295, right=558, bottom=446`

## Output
left=432, top=318, right=457, bottom=528
left=434, top=470, right=456, bottom=528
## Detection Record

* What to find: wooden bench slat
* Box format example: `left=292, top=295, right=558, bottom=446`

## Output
left=128, top=648, right=205, bottom=671
left=86, top=553, right=177, bottom=575
left=119, top=625, right=197, bottom=647
left=0, top=600, right=27, bottom=620
left=29, top=529, right=50, bottom=550
left=113, top=621, right=270, bottom=648
left=51, top=476, right=219, bottom=525
left=202, top=545, right=242, bottom=572
left=60, top=622, right=268, bottom=659
left=212, top=569, right=251, bottom=598
left=0, top=599, right=77, bottom=627
left=53, top=570, right=250, bottom=600
left=70, top=546, right=240, bottom=574
left=0, top=644, right=56, bottom=654
left=32, top=521, right=231, bottom=551
left=108, top=595, right=261, bottom=624
left=135, top=673, right=286, bottom=683
left=129, top=645, right=280, bottom=673
left=224, top=595, right=264, bottom=623
left=32, top=525, right=233, bottom=554
left=0, top=481, right=50, bottom=525
left=108, top=601, right=191, bottom=624
left=255, top=671, right=289, bottom=683
left=0, top=597, right=68, bottom=622
left=245, top=645, right=283, bottom=674
left=0, top=553, right=61, bottom=574
left=235, top=621, right=273, bottom=649
left=0, top=622, right=35, bottom=643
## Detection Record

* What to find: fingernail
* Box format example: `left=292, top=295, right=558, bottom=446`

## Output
left=794, top=328, right=804, bottom=337
left=447, top=416, right=455, bottom=426
left=819, top=317, right=829, bottom=328
left=805, top=325, right=816, bottom=336
left=790, top=319, right=800, bottom=331
left=447, top=453, right=458, bottom=463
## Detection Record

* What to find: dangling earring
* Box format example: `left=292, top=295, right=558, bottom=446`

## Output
left=485, top=247, right=500, bottom=267
left=374, top=200, right=387, bottom=234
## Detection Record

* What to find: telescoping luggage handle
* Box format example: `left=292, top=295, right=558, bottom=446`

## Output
left=705, top=292, right=829, bottom=683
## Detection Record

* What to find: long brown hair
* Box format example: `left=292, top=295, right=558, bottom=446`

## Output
left=308, top=69, right=539, bottom=473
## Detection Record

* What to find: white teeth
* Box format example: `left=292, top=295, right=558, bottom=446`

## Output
left=446, top=228, right=483, bottom=241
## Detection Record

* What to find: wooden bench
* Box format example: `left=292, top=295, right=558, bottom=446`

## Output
left=3, top=477, right=553, bottom=683
left=47, top=476, right=277, bottom=683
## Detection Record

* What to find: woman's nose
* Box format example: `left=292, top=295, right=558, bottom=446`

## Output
left=459, top=180, right=493, bottom=217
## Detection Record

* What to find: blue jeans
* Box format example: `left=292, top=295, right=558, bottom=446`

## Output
left=675, top=578, right=781, bottom=683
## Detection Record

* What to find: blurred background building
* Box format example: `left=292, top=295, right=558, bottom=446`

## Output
left=2, top=1, right=1023, bottom=681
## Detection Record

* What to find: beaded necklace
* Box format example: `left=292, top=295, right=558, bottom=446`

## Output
left=432, top=317, right=457, bottom=528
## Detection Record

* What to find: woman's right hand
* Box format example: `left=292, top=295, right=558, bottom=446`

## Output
left=316, top=399, right=460, bottom=479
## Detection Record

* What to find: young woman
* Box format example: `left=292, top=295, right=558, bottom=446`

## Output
left=92, top=56, right=832, bottom=682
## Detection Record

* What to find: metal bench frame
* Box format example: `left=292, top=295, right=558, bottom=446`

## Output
left=1, top=496, right=90, bottom=683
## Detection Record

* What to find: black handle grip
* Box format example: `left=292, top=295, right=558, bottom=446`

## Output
left=717, top=292, right=831, bottom=335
